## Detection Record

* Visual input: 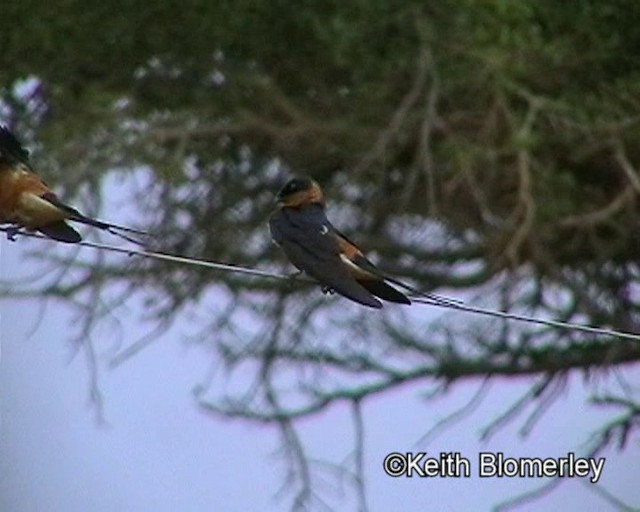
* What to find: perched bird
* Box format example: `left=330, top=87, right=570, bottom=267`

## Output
left=0, top=126, right=147, bottom=244
left=269, top=176, right=453, bottom=308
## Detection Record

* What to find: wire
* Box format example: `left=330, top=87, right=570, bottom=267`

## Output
left=1, top=227, right=301, bottom=281
left=410, top=297, right=640, bottom=343
left=3, top=227, right=640, bottom=343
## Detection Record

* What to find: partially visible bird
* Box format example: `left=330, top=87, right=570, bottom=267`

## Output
left=0, top=126, right=147, bottom=244
left=269, top=176, right=455, bottom=308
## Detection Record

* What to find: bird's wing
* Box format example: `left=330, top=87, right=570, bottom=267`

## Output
left=270, top=207, right=382, bottom=308
left=332, top=228, right=460, bottom=307
left=331, top=229, right=410, bottom=304
left=38, top=221, right=82, bottom=243
left=37, top=192, right=149, bottom=245
left=40, top=193, right=147, bottom=235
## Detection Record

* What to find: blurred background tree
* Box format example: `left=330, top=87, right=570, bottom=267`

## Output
left=2, top=1, right=640, bottom=509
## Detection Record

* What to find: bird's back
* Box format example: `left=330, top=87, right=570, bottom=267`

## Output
left=270, top=204, right=383, bottom=308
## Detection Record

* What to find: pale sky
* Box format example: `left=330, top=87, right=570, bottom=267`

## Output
left=1, top=227, right=639, bottom=512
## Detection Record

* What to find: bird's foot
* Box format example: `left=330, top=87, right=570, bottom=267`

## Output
left=321, top=285, right=336, bottom=295
left=2, top=226, right=20, bottom=241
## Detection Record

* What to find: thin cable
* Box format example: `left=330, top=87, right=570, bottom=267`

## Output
left=410, top=297, right=640, bottom=343
left=0, top=228, right=305, bottom=281
left=3, top=228, right=640, bottom=343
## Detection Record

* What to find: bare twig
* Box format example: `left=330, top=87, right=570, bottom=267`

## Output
left=560, top=188, right=634, bottom=228
left=582, top=480, right=640, bottom=512
left=613, top=141, right=640, bottom=195
left=504, top=99, right=539, bottom=264
left=415, top=377, right=491, bottom=447
left=351, top=400, right=369, bottom=512
left=354, top=48, right=432, bottom=175
left=493, top=478, right=563, bottom=512
left=480, top=374, right=554, bottom=441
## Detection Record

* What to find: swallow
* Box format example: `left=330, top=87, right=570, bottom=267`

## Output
left=269, top=176, right=456, bottom=308
left=0, top=126, right=147, bottom=244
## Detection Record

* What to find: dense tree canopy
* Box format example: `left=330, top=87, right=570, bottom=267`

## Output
left=2, top=1, right=640, bottom=509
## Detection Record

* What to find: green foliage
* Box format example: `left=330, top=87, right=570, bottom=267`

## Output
left=1, top=0, right=639, bottom=290
left=2, top=0, right=639, bottom=295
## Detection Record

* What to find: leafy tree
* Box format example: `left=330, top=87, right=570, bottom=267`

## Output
left=2, top=1, right=640, bottom=509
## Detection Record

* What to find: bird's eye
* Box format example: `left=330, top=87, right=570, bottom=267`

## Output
left=286, top=181, right=300, bottom=193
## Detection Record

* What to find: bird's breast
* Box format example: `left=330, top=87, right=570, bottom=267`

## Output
left=0, top=168, right=62, bottom=227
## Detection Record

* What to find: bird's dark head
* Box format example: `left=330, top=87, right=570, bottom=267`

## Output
left=276, top=176, right=324, bottom=207
left=0, top=126, right=30, bottom=165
